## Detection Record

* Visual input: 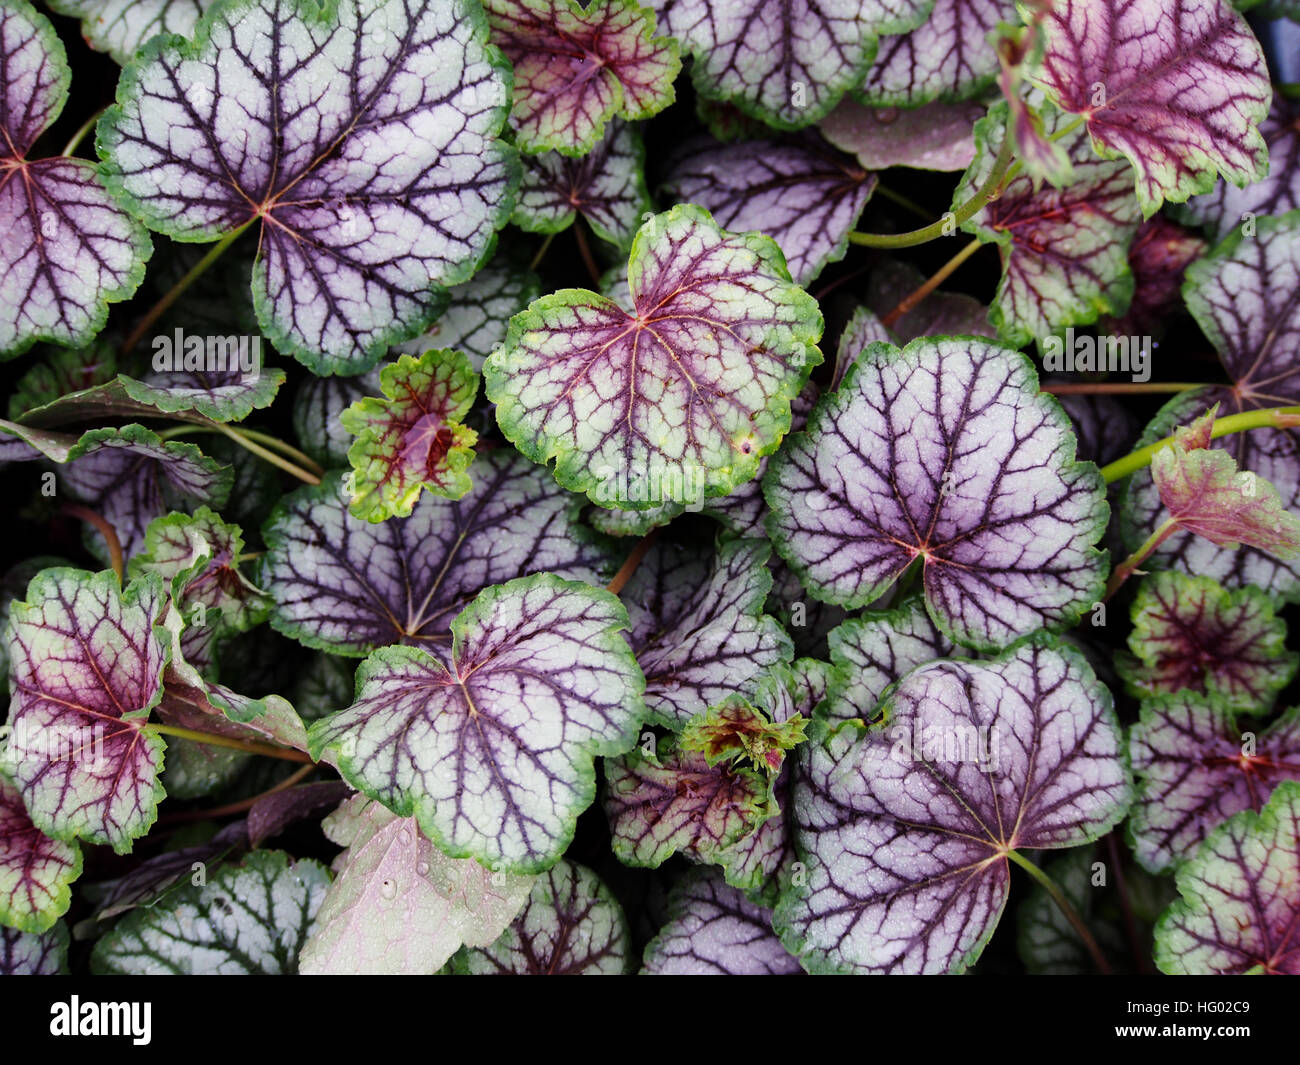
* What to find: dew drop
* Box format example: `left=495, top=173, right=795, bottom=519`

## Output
left=876, top=107, right=899, bottom=124
left=415, top=860, right=430, bottom=877
left=379, top=878, right=397, bottom=900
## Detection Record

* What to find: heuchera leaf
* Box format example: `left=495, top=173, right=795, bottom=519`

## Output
left=488, top=204, right=823, bottom=509
left=0, top=0, right=151, bottom=359
left=309, top=574, right=645, bottom=873
left=340, top=349, right=479, bottom=523
left=819, top=97, right=983, bottom=172
left=661, top=133, right=877, bottom=286
left=261, top=450, right=612, bottom=656
left=775, top=638, right=1131, bottom=974
left=765, top=337, right=1109, bottom=651
left=1129, top=697, right=1300, bottom=874
left=854, top=0, right=1015, bottom=107
left=1015, top=847, right=1128, bottom=975
left=1155, top=779, right=1300, bottom=974
left=98, top=0, right=518, bottom=374
left=91, top=851, right=331, bottom=974
left=512, top=119, right=650, bottom=251
left=641, top=869, right=802, bottom=975
left=1031, top=0, right=1272, bottom=215
left=654, top=0, right=930, bottom=128
left=0, top=922, right=68, bottom=974
left=679, top=695, right=807, bottom=775
left=484, top=0, right=678, bottom=155
left=863, top=260, right=997, bottom=346
left=5, top=570, right=168, bottom=853
left=1100, top=215, right=1206, bottom=336
left=9, top=345, right=117, bottom=419
left=293, top=372, right=381, bottom=468
left=452, top=859, right=631, bottom=974
left=119, top=359, right=287, bottom=424
left=0, top=772, right=82, bottom=933
left=958, top=104, right=1142, bottom=348
left=1118, top=571, right=1297, bottom=713
left=297, top=795, right=533, bottom=975
left=45, top=0, right=214, bottom=65
left=620, top=538, right=793, bottom=728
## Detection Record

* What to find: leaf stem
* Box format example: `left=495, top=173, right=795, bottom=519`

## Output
left=1104, top=517, right=1177, bottom=600
left=157, top=763, right=317, bottom=824
left=62, top=504, right=123, bottom=585
left=61, top=108, right=106, bottom=157
left=121, top=222, right=252, bottom=355
left=881, top=238, right=982, bottom=328
left=574, top=221, right=602, bottom=285
left=1006, top=848, right=1112, bottom=975
left=159, top=422, right=322, bottom=484
left=528, top=232, right=555, bottom=272
left=846, top=125, right=1015, bottom=249
left=1042, top=382, right=1208, bottom=396
left=607, top=527, right=661, bottom=596
left=144, top=722, right=314, bottom=763
left=1099, top=404, right=1300, bottom=484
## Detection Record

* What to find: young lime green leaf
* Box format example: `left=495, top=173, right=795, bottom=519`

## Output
left=340, top=350, right=479, bottom=523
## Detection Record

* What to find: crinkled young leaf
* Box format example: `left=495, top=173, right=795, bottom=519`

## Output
left=489, top=204, right=823, bottom=509
left=512, top=119, right=650, bottom=251
left=298, top=795, right=533, bottom=975
left=393, top=252, right=541, bottom=371
left=765, top=337, right=1109, bottom=651
left=958, top=104, right=1142, bottom=348
left=775, top=638, right=1131, bottom=974
left=0, top=0, right=150, bottom=359
left=45, top=0, right=214, bottom=64
left=641, top=869, right=801, bottom=974
left=1101, top=215, right=1206, bottom=337
left=262, top=450, right=612, bottom=656
left=661, top=133, right=876, bottom=286
left=655, top=0, right=930, bottom=128
left=1177, top=98, right=1300, bottom=241
left=485, top=0, right=678, bottom=155
left=819, top=97, right=983, bottom=171
left=6, top=570, right=168, bottom=853
left=91, top=851, right=330, bottom=974
left=1118, top=571, right=1296, bottom=712
left=855, top=0, right=1014, bottom=106
left=620, top=538, right=793, bottom=728
left=453, top=859, right=631, bottom=974
left=679, top=694, right=807, bottom=775
left=1155, top=779, right=1300, bottom=974
left=310, top=575, right=645, bottom=873
left=0, top=773, right=82, bottom=933
left=340, top=349, right=478, bottom=522
left=1031, top=0, right=1271, bottom=215
left=98, top=0, right=517, bottom=375
left=0, top=921, right=68, bottom=974
left=1129, top=697, right=1300, bottom=874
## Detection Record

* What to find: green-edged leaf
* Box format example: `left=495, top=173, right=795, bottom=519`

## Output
left=45, top=0, right=215, bottom=64
left=0, top=921, right=68, bottom=974
left=0, top=772, right=82, bottom=933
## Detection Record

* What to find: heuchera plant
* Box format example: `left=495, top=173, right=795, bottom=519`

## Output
left=3, top=0, right=1300, bottom=979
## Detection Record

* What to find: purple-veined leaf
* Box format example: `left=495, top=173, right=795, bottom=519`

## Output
left=98, top=0, right=517, bottom=375
left=661, top=133, right=877, bottom=286
left=1118, top=571, right=1296, bottom=712
left=0, top=922, right=68, bottom=974
left=309, top=574, right=645, bottom=872
left=452, top=859, right=632, bottom=974
left=246, top=781, right=350, bottom=847
left=512, top=119, right=650, bottom=251
left=5, top=570, right=168, bottom=854
left=1102, top=216, right=1206, bottom=337
left=339, top=349, right=479, bottom=523
left=620, top=538, right=793, bottom=728
left=653, top=0, right=930, bottom=129
left=0, top=556, right=70, bottom=685
left=1053, top=392, right=1140, bottom=467
left=1177, top=98, right=1300, bottom=241
left=261, top=450, right=613, bottom=656
left=958, top=104, right=1142, bottom=348
left=45, top=0, right=214, bottom=64
left=292, top=372, right=382, bottom=469
left=484, top=0, right=678, bottom=155
left=1130, top=696, right=1300, bottom=874
left=641, top=869, right=802, bottom=974
left=0, top=772, right=82, bottom=933
left=1154, top=779, right=1300, bottom=974
left=0, top=0, right=151, bottom=359
left=488, top=204, right=823, bottom=509
left=775, top=638, right=1131, bottom=974
left=1015, top=846, right=1132, bottom=974
left=298, top=795, right=534, bottom=975
left=855, top=0, right=1015, bottom=107
left=819, top=97, right=984, bottom=172
left=90, top=850, right=331, bottom=974
left=1031, top=0, right=1271, bottom=215
left=119, top=358, right=286, bottom=424
left=8, top=345, right=117, bottom=420
left=765, top=337, right=1109, bottom=651
left=695, top=95, right=770, bottom=143
left=1120, top=212, right=1300, bottom=601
